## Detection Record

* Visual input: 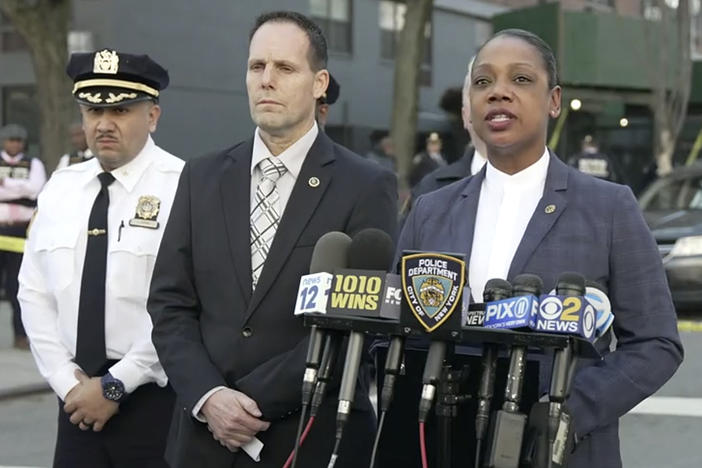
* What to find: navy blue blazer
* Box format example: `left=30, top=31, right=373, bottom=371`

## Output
left=397, top=152, right=683, bottom=468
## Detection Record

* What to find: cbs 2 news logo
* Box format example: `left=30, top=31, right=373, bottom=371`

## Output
left=535, top=295, right=595, bottom=339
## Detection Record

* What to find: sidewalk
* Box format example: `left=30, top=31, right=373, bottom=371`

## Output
left=0, top=303, right=49, bottom=400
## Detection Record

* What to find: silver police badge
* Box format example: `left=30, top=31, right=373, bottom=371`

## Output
left=93, top=49, right=119, bottom=74
left=129, top=195, right=160, bottom=229
left=401, top=253, right=465, bottom=332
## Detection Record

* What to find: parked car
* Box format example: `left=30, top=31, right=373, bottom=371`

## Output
left=638, top=164, right=702, bottom=311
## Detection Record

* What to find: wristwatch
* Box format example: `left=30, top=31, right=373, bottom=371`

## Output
left=101, top=372, right=127, bottom=403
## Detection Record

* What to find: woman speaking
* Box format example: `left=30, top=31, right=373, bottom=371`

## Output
left=397, top=29, right=683, bottom=468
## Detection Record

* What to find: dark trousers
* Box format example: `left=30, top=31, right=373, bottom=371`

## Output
left=0, top=241, right=25, bottom=337
left=54, top=383, right=175, bottom=468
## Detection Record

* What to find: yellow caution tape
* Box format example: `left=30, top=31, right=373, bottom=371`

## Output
left=0, top=235, right=25, bottom=253
left=678, top=320, right=702, bottom=333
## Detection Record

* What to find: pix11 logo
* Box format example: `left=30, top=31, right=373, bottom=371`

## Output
left=402, top=253, right=465, bottom=332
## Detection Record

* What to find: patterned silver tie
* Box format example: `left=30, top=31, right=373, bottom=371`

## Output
left=250, top=157, right=287, bottom=289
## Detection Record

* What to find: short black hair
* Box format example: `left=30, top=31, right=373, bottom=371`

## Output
left=476, top=28, right=559, bottom=90
left=250, top=11, right=328, bottom=71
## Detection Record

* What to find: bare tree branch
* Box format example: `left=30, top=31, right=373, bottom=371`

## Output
left=0, top=0, right=74, bottom=170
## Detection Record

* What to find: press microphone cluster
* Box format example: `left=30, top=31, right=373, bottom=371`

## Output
left=296, top=239, right=616, bottom=468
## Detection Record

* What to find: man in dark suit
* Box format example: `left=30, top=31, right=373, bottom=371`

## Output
left=148, top=11, right=397, bottom=468
left=404, top=58, right=486, bottom=217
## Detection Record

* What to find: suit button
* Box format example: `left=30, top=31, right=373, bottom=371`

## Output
left=242, top=327, right=253, bottom=338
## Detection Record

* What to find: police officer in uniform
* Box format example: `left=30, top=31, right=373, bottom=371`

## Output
left=568, top=135, right=620, bottom=183
left=0, top=123, right=46, bottom=349
left=55, top=122, right=94, bottom=171
left=315, top=72, right=339, bottom=130
left=18, top=49, right=183, bottom=468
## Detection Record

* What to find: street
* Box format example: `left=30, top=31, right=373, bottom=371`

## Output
left=1, top=310, right=701, bottom=467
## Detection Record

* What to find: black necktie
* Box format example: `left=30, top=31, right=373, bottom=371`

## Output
left=75, top=172, right=115, bottom=376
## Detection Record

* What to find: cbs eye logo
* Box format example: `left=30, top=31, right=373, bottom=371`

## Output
left=539, top=296, right=595, bottom=339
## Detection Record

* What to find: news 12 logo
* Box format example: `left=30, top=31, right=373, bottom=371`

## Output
left=530, top=295, right=596, bottom=340
left=294, top=272, right=333, bottom=315
left=483, top=295, right=538, bottom=329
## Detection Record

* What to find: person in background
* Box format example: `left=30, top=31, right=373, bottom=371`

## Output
left=409, top=131, right=447, bottom=187
left=315, top=73, right=339, bottom=131
left=0, top=123, right=46, bottom=350
left=408, top=57, right=487, bottom=210
left=568, top=134, right=621, bottom=183
left=55, top=122, right=94, bottom=171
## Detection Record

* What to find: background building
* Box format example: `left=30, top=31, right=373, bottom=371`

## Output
left=0, top=0, right=507, bottom=162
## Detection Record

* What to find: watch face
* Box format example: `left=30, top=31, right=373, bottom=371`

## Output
left=103, top=379, right=125, bottom=401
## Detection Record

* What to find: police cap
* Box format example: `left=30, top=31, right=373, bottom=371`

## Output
left=320, top=73, right=340, bottom=105
left=0, top=124, right=27, bottom=141
left=66, top=49, right=169, bottom=107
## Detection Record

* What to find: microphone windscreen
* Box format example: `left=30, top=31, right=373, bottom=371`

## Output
left=347, top=228, right=395, bottom=271
left=585, top=281, right=614, bottom=337
left=483, top=278, right=512, bottom=302
left=556, top=272, right=586, bottom=297
left=512, top=274, right=544, bottom=296
left=309, top=231, right=352, bottom=273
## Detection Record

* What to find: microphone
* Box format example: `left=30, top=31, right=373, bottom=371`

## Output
left=300, top=232, right=351, bottom=406
left=336, top=228, right=395, bottom=440
left=547, top=273, right=586, bottom=466
left=584, top=281, right=614, bottom=341
left=476, top=279, right=512, bottom=447
left=504, top=274, right=543, bottom=413
left=418, top=340, right=447, bottom=422
left=486, top=273, right=543, bottom=468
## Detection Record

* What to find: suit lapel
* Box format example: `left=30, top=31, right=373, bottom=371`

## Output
left=454, top=166, right=485, bottom=257
left=219, top=140, right=254, bottom=304
left=508, top=152, right=569, bottom=278
left=245, top=132, right=336, bottom=319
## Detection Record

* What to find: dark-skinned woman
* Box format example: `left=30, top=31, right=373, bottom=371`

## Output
left=396, top=29, right=683, bottom=468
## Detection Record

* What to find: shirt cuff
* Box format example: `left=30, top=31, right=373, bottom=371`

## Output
left=48, top=361, right=81, bottom=401
left=192, top=386, right=228, bottom=422
left=242, top=437, right=264, bottom=462
left=109, top=359, right=153, bottom=394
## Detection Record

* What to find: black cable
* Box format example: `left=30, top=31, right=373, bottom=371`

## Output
left=475, top=438, right=482, bottom=468
left=327, top=436, right=342, bottom=468
left=368, top=410, right=387, bottom=468
left=290, top=403, right=308, bottom=468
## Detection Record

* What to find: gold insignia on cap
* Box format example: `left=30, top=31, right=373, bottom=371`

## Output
left=545, top=204, right=556, bottom=214
left=105, top=92, right=138, bottom=104
left=129, top=195, right=161, bottom=229
left=78, top=92, right=103, bottom=104
left=93, top=49, right=119, bottom=74
left=308, top=177, right=320, bottom=188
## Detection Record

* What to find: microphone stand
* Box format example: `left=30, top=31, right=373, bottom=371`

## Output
left=435, top=363, right=470, bottom=468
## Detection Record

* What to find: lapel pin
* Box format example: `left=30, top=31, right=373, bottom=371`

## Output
left=308, top=177, right=320, bottom=188
left=544, top=204, right=556, bottom=214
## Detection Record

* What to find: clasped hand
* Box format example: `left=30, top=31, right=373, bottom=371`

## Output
left=63, top=369, right=119, bottom=432
left=201, top=388, right=270, bottom=452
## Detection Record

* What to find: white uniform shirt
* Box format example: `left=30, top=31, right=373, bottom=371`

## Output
left=469, top=149, right=549, bottom=302
left=18, top=136, right=184, bottom=400
left=0, top=151, right=47, bottom=224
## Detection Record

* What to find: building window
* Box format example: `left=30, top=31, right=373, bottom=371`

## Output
left=0, top=12, right=28, bottom=52
left=310, top=0, right=352, bottom=53
left=379, top=0, right=432, bottom=85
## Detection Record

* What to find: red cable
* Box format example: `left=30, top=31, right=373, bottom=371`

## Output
left=419, top=421, right=429, bottom=468
left=282, top=416, right=316, bottom=468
